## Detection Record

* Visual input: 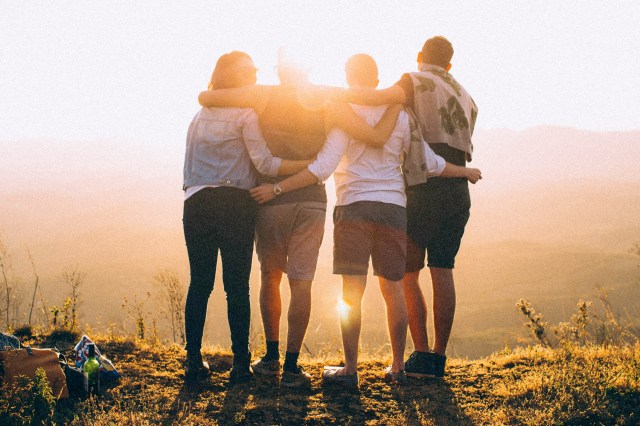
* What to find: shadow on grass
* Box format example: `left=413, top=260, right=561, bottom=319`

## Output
left=322, top=388, right=367, bottom=424
left=393, top=378, right=473, bottom=425
left=170, top=372, right=315, bottom=425
left=243, top=376, right=314, bottom=425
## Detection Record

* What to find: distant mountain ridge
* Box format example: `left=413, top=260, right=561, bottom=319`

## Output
left=1, top=126, right=639, bottom=358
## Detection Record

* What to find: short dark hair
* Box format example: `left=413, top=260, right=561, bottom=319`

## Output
left=345, top=54, right=378, bottom=88
left=421, top=36, right=453, bottom=68
left=208, top=51, right=252, bottom=90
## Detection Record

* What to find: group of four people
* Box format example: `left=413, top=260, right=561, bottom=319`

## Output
left=182, top=36, right=481, bottom=389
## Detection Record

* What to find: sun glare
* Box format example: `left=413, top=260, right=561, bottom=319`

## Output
left=336, top=298, right=350, bottom=319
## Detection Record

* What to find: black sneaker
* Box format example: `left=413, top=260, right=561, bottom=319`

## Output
left=430, top=352, right=447, bottom=378
left=251, top=357, right=281, bottom=376
left=281, top=366, right=312, bottom=389
left=229, top=352, right=254, bottom=385
left=404, top=351, right=447, bottom=378
left=185, top=354, right=210, bottom=382
left=229, top=364, right=254, bottom=385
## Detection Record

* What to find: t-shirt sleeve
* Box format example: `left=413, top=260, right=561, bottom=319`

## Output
left=306, top=128, right=348, bottom=182
left=396, top=73, right=414, bottom=109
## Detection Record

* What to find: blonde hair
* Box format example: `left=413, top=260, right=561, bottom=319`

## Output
left=208, top=51, right=252, bottom=90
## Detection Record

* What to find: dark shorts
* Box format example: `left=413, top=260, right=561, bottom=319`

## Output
left=406, top=178, right=470, bottom=271
left=333, top=201, right=407, bottom=281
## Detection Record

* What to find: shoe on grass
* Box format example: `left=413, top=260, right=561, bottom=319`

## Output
left=251, top=357, right=281, bottom=376
left=404, top=351, right=447, bottom=378
left=281, top=366, right=312, bottom=388
left=384, top=366, right=408, bottom=386
left=185, top=354, right=210, bottom=382
left=430, top=352, right=447, bottom=378
left=322, top=366, right=358, bottom=390
left=229, top=364, right=254, bottom=385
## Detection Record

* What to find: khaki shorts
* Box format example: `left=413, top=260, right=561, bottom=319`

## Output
left=255, top=201, right=326, bottom=281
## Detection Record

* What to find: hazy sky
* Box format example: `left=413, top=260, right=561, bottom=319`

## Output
left=2, top=1, right=639, bottom=147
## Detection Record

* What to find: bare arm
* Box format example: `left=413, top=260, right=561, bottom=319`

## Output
left=243, top=110, right=309, bottom=177
left=198, top=85, right=272, bottom=113
left=325, top=102, right=402, bottom=148
left=440, top=163, right=483, bottom=184
left=250, top=128, right=348, bottom=204
left=346, top=84, right=407, bottom=106
left=277, top=159, right=313, bottom=176
left=250, top=170, right=319, bottom=204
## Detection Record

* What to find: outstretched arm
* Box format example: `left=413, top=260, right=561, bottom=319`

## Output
left=325, top=103, right=402, bottom=148
left=198, top=85, right=272, bottom=113
left=346, top=84, right=407, bottom=106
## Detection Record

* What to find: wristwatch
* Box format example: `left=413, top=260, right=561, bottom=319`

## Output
left=273, top=182, right=282, bottom=196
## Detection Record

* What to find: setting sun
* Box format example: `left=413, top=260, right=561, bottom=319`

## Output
left=336, top=298, right=351, bottom=319
left=1, top=1, right=640, bottom=423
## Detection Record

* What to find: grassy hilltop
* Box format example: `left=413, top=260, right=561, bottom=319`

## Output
left=2, top=334, right=639, bottom=425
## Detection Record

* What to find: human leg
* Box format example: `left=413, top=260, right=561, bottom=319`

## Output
left=339, top=275, right=366, bottom=374
left=183, top=189, right=221, bottom=379
left=378, top=277, right=408, bottom=373
left=254, top=204, right=290, bottom=371
left=281, top=202, right=325, bottom=372
left=429, top=267, right=456, bottom=355
left=183, top=190, right=220, bottom=353
left=217, top=189, right=257, bottom=381
left=259, top=269, right=283, bottom=348
left=402, top=271, right=430, bottom=352
left=285, top=278, right=311, bottom=354
left=322, top=275, right=366, bottom=389
left=277, top=278, right=313, bottom=386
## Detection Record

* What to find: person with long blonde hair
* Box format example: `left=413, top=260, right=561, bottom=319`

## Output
left=182, top=51, right=310, bottom=385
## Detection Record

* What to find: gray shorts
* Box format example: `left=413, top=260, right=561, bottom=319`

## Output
left=333, top=201, right=407, bottom=281
left=255, top=201, right=326, bottom=281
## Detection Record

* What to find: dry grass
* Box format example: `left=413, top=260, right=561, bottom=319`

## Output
left=8, top=336, right=628, bottom=425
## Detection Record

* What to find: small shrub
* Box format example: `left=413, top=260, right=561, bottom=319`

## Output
left=516, top=299, right=553, bottom=347
left=13, top=324, right=33, bottom=339
left=0, top=367, right=56, bottom=425
left=45, top=328, right=80, bottom=350
left=122, top=292, right=151, bottom=340
left=154, top=269, right=186, bottom=345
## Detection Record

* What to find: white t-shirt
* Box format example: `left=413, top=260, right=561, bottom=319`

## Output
left=307, top=105, right=410, bottom=207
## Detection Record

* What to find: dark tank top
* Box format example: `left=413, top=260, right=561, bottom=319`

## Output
left=259, top=85, right=327, bottom=205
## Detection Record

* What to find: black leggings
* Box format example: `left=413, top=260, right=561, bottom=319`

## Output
left=183, top=187, right=257, bottom=359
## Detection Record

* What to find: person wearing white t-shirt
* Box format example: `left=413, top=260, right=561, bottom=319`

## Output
left=250, top=54, right=481, bottom=388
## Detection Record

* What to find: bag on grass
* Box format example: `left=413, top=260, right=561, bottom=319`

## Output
left=1, top=332, right=21, bottom=350
left=0, top=346, right=69, bottom=399
left=74, top=335, right=120, bottom=384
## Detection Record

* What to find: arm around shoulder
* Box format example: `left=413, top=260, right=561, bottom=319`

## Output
left=346, top=84, right=406, bottom=106
left=198, top=85, right=270, bottom=111
left=326, top=102, right=402, bottom=148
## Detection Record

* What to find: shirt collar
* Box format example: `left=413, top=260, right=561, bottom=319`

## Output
left=418, top=63, right=446, bottom=73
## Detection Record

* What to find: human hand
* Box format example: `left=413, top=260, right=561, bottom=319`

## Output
left=466, top=168, right=482, bottom=184
left=250, top=184, right=276, bottom=204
